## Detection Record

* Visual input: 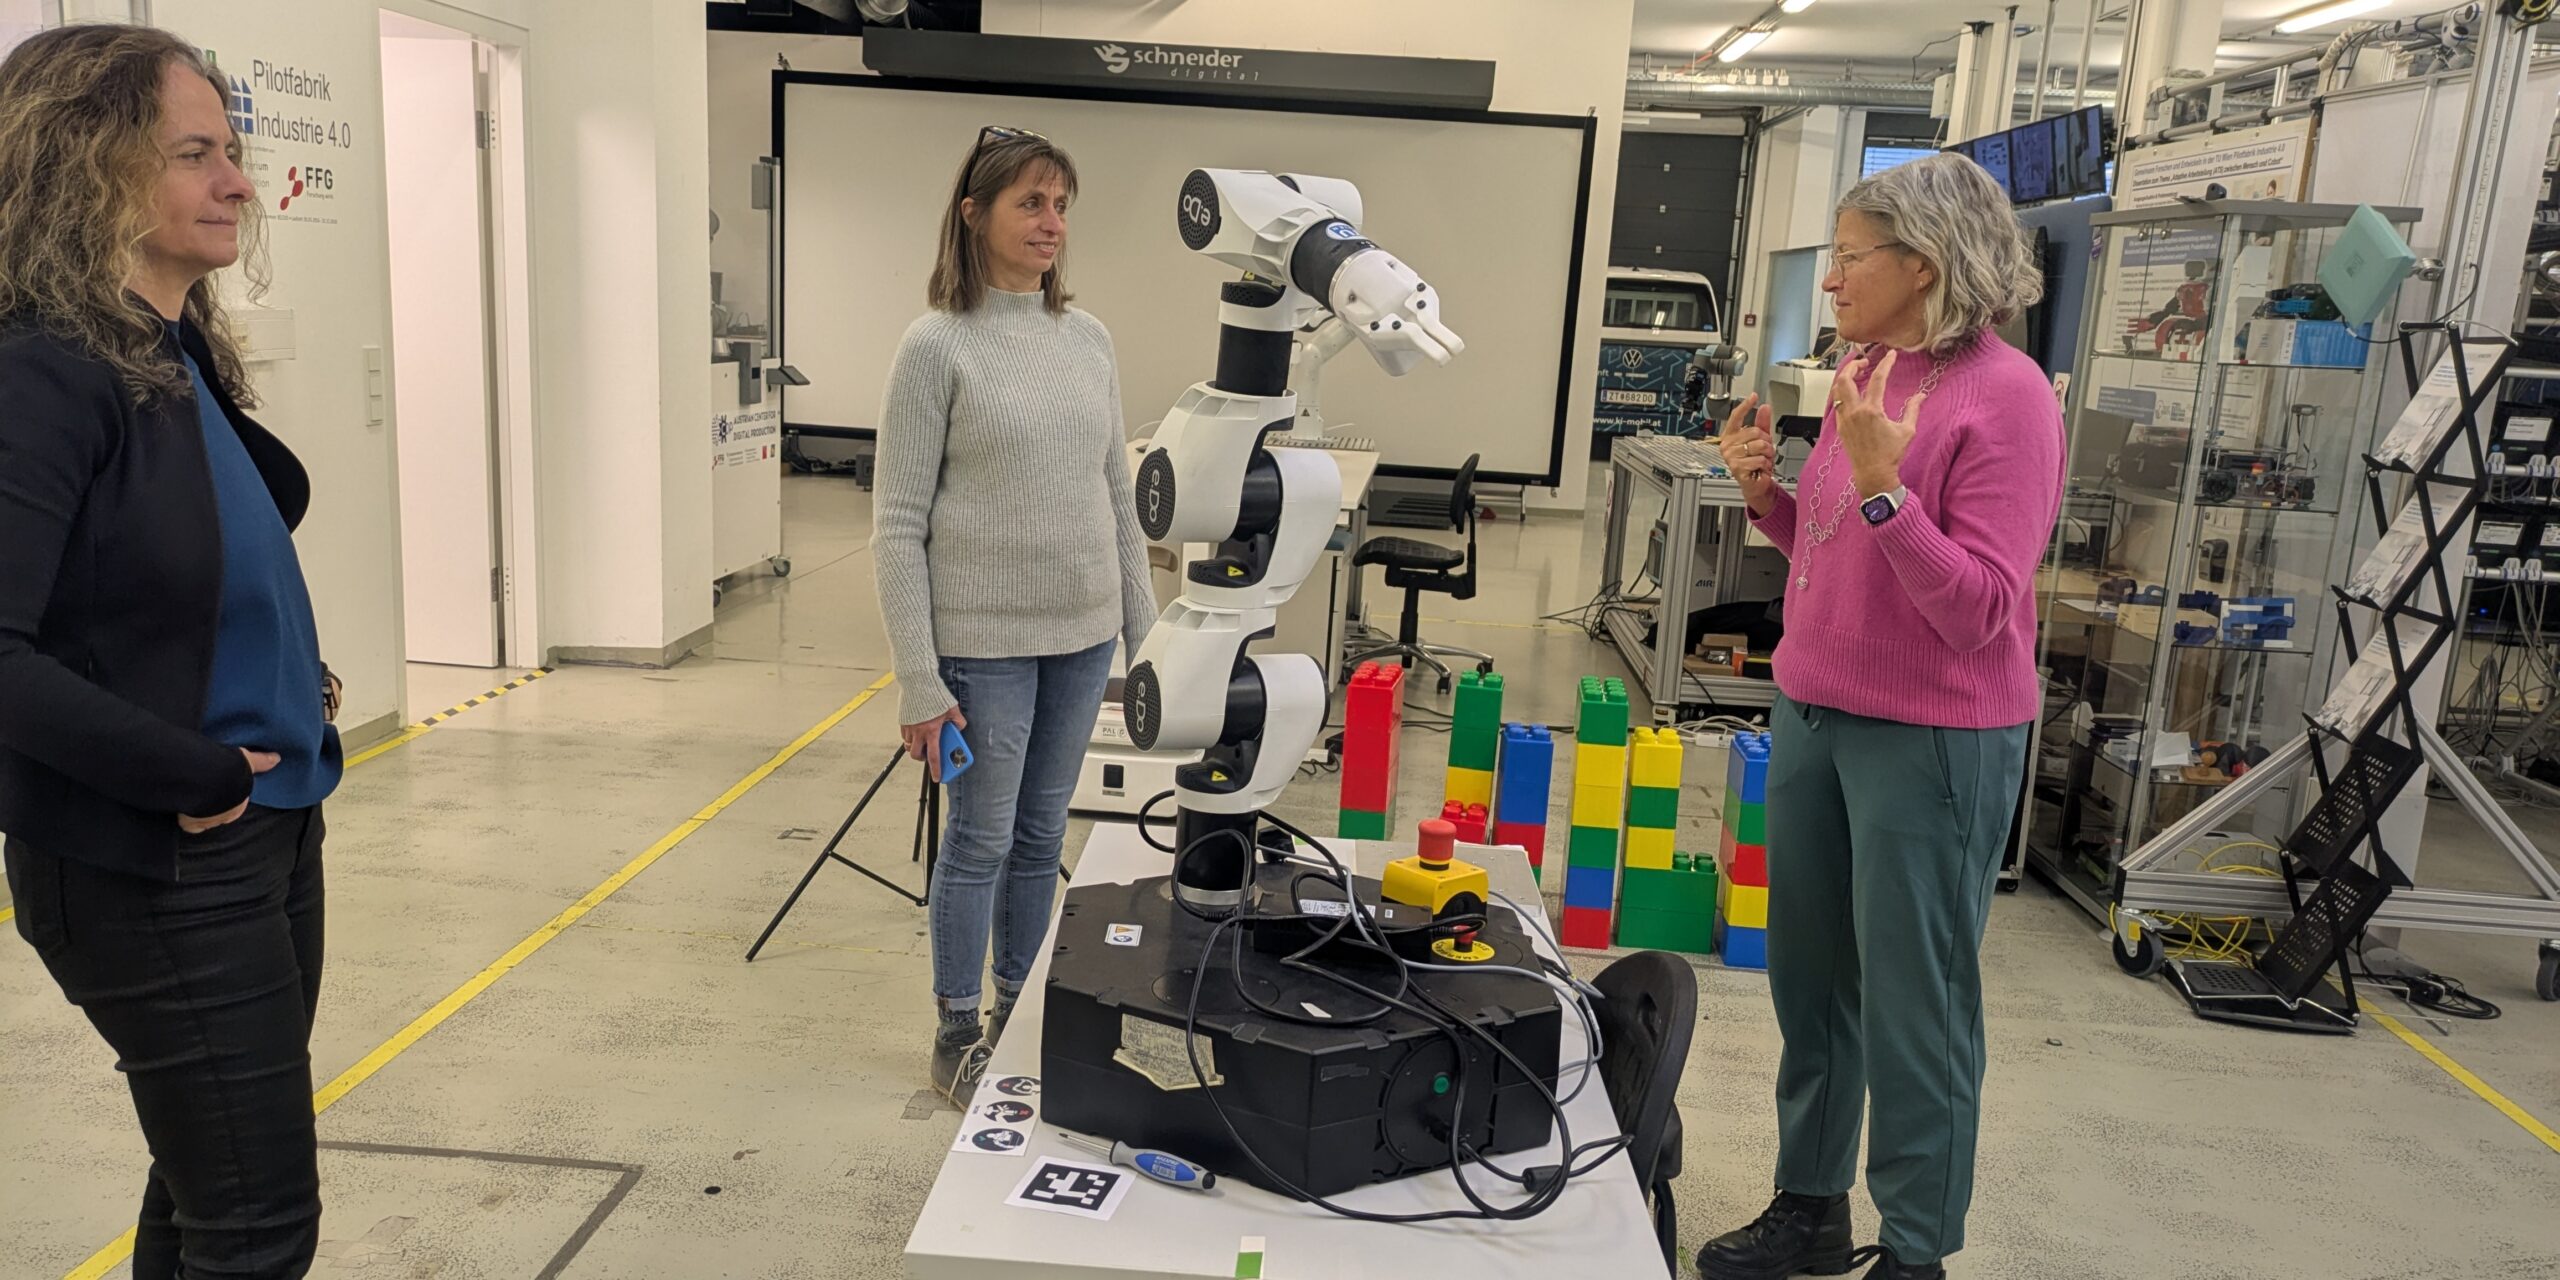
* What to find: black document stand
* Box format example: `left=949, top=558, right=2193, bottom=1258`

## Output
left=745, top=746, right=942, bottom=961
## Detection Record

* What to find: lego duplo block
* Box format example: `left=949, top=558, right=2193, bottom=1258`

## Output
left=1576, top=676, right=1629, bottom=746
left=1562, top=864, right=1617, bottom=911
left=1725, top=883, right=1770, bottom=929
left=1445, top=802, right=1488, bottom=844
left=1722, top=925, right=1767, bottom=970
left=1621, top=860, right=1718, bottom=918
left=1340, top=662, right=1406, bottom=815
left=1725, top=731, right=1770, bottom=805
left=1728, top=843, right=1768, bottom=887
left=1624, top=826, right=1676, bottom=870
left=1627, top=785, right=1680, bottom=832
left=1493, top=724, right=1553, bottom=829
left=1493, top=821, right=1546, bottom=864
left=1573, top=742, right=1627, bottom=791
left=1720, top=790, right=1767, bottom=847
left=1612, top=908, right=1716, bottom=954
left=1445, top=765, right=1493, bottom=809
left=1571, top=783, right=1629, bottom=831
left=1559, top=905, right=1614, bottom=950
left=1630, top=726, right=1685, bottom=790
left=1338, top=808, right=1388, bottom=841
left=1567, top=826, right=1619, bottom=869
left=1449, top=671, right=1505, bottom=764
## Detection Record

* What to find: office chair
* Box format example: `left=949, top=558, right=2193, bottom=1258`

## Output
left=1344, top=454, right=1492, bottom=693
left=1593, top=950, right=1699, bottom=1267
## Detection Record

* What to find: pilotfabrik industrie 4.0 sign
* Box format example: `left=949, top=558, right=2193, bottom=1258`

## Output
left=861, top=28, right=1496, bottom=111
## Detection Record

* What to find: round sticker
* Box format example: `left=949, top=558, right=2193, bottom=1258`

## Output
left=981, top=1100, right=1035, bottom=1124
left=995, top=1076, right=1041, bottom=1098
left=972, top=1128, right=1028, bottom=1153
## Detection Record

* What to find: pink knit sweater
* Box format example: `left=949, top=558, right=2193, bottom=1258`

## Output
left=1747, top=333, right=2063, bottom=729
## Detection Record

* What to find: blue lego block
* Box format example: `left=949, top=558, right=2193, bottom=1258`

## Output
left=1494, top=723, right=1555, bottom=828
left=1562, top=864, right=1618, bottom=911
left=1722, top=925, right=1767, bottom=970
left=1725, top=732, right=1770, bottom=806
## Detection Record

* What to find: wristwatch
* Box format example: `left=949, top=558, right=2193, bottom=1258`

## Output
left=1861, top=485, right=1908, bottom=526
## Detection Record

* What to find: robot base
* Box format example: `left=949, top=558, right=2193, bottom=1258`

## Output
left=1040, top=865, right=1561, bottom=1200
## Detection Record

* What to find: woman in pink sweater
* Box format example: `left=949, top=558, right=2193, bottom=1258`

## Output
left=1696, top=154, right=2062, bottom=1280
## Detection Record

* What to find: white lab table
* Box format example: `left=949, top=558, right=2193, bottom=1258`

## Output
left=903, top=823, right=1668, bottom=1280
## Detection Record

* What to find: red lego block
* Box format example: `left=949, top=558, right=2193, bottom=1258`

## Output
left=1492, top=821, right=1547, bottom=865
left=1560, top=905, right=1614, bottom=950
left=1340, top=663, right=1407, bottom=815
left=1730, top=843, right=1768, bottom=888
left=1442, top=801, right=1487, bottom=844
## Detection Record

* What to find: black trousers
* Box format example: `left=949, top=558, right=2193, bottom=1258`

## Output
left=6, top=804, right=326, bottom=1279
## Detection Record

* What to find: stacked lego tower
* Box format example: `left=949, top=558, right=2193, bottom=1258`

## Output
left=1719, top=731, right=1771, bottom=970
left=1436, top=671, right=1502, bottom=845
left=1559, top=677, right=1629, bottom=949
left=1613, top=728, right=1717, bottom=953
left=1491, top=724, right=1552, bottom=878
left=1338, top=662, right=1406, bottom=840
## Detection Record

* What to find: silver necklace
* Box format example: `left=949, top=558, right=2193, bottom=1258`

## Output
left=1793, top=347, right=1953, bottom=591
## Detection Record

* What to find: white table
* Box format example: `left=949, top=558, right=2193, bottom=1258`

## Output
left=904, top=824, right=1669, bottom=1280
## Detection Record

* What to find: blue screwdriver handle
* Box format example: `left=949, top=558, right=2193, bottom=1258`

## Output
left=1119, top=1144, right=1217, bottom=1191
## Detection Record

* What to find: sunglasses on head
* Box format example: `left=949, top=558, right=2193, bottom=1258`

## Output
left=961, top=124, right=1046, bottom=193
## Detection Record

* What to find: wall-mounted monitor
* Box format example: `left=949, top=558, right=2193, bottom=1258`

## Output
left=1945, top=106, right=2111, bottom=207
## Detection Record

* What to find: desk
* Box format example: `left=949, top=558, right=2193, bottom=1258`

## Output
left=904, top=824, right=1667, bottom=1280
left=1600, top=435, right=1783, bottom=719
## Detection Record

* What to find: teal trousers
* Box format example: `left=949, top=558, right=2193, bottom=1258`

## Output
left=1764, top=694, right=2028, bottom=1266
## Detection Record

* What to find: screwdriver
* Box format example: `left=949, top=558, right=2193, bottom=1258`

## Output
left=1058, top=1131, right=1219, bottom=1191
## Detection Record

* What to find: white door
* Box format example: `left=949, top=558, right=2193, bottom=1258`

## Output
left=382, top=16, right=500, bottom=666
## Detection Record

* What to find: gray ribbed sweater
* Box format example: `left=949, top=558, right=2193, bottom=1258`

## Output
left=871, top=289, right=1156, bottom=724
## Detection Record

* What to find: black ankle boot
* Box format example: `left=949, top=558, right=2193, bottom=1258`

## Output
left=1697, top=1190, right=1853, bottom=1280
left=1847, top=1245, right=1945, bottom=1279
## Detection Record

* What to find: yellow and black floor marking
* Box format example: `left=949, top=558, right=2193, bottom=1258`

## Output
left=345, top=667, right=553, bottom=768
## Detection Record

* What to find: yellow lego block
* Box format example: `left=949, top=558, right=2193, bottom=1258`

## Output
left=1574, top=741, right=1626, bottom=789
left=1624, top=827, right=1676, bottom=870
left=1571, top=783, right=1626, bottom=831
left=1445, top=766, right=1493, bottom=809
left=1630, top=727, right=1685, bottom=790
left=1726, top=883, right=1769, bottom=929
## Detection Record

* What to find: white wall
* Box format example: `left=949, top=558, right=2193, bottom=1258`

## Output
left=1735, top=106, right=1847, bottom=388
left=381, top=29, right=497, bottom=668
left=707, top=32, right=868, bottom=335
left=978, top=0, right=1639, bottom=511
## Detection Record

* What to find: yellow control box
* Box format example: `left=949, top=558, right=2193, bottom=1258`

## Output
left=1382, top=854, right=1491, bottom=916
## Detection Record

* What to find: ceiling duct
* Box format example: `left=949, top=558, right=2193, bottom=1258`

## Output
left=1627, top=73, right=2114, bottom=113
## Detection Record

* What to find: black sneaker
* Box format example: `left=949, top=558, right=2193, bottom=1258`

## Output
left=1847, top=1246, right=1944, bottom=1279
left=1698, top=1190, right=1854, bottom=1280
left=930, top=1036, right=993, bottom=1108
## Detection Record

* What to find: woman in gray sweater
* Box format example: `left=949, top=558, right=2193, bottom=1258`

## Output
left=873, top=128, right=1156, bottom=1102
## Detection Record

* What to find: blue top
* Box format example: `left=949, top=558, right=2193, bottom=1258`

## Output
left=178, top=325, right=342, bottom=810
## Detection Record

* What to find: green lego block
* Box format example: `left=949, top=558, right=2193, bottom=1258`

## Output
left=1453, top=671, right=1505, bottom=732
left=1567, top=825, right=1619, bottom=869
left=1621, top=865, right=1718, bottom=917
left=1720, top=790, right=1767, bottom=846
left=1575, top=676, right=1629, bottom=747
left=1338, top=808, right=1388, bottom=841
left=1449, top=734, right=1499, bottom=774
left=1627, top=785, right=1681, bottom=831
left=1612, top=908, right=1717, bottom=954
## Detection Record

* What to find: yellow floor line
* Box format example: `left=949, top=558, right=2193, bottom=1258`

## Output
left=7, top=673, right=546, bottom=941
left=58, top=672, right=894, bottom=1280
left=2362, top=998, right=2560, bottom=1156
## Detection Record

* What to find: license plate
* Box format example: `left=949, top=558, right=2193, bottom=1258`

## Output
left=1602, top=389, right=1660, bottom=407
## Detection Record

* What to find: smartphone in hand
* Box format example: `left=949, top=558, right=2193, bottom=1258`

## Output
left=938, top=719, right=974, bottom=782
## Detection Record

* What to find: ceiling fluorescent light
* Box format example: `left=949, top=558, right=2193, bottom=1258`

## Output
left=1780, top=0, right=1818, bottom=12
left=2274, top=0, right=2388, bottom=34
left=1719, top=28, right=1774, bottom=62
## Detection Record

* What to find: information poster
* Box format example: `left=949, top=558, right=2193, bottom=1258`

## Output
left=2116, top=118, right=2313, bottom=210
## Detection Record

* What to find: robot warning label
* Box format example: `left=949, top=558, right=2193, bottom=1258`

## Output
left=1113, top=1015, right=1223, bottom=1092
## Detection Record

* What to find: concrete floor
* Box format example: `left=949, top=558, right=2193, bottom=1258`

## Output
left=4, top=471, right=2556, bottom=1279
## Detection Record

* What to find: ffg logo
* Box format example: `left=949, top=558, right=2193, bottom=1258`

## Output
left=1093, top=43, right=1131, bottom=74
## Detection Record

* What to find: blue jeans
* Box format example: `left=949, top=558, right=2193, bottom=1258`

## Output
left=929, top=637, right=1116, bottom=1007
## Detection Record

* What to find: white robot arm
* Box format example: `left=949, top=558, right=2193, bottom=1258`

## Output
left=1176, top=169, right=1465, bottom=376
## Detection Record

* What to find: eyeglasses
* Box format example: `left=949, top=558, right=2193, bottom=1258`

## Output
left=961, top=124, right=1046, bottom=193
left=1822, top=240, right=1906, bottom=279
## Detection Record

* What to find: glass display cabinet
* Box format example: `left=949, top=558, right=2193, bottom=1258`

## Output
left=2024, top=200, right=2423, bottom=916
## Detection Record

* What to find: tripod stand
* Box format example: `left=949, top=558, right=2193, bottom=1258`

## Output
left=746, top=745, right=942, bottom=961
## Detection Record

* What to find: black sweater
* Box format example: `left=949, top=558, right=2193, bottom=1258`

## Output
left=0, top=318, right=312, bottom=880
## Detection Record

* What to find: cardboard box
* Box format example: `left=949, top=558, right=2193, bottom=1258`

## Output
left=1692, top=632, right=1748, bottom=674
